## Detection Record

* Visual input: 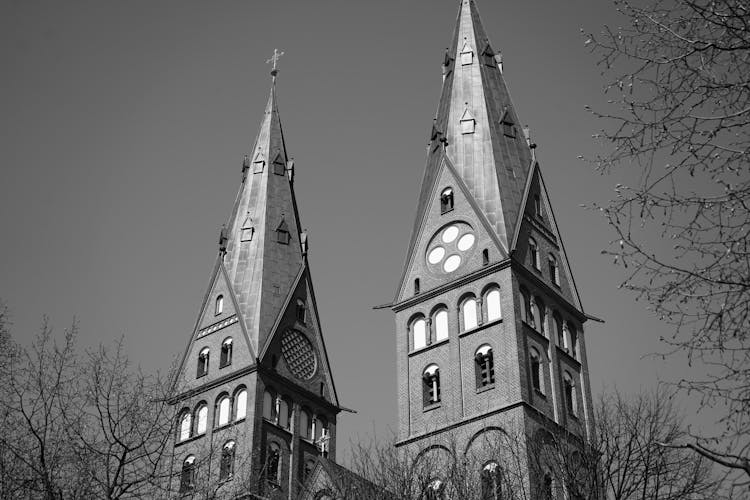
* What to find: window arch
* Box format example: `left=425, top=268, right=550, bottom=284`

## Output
left=411, top=316, right=427, bottom=350
left=178, top=410, right=192, bottom=442
left=485, top=287, right=502, bottom=322
left=180, top=455, right=196, bottom=493
left=266, top=442, right=281, bottom=484
left=548, top=254, right=559, bottom=285
left=300, top=408, right=312, bottom=440
left=440, top=187, right=454, bottom=214
left=567, top=323, right=578, bottom=359
left=529, top=348, right=542, bottom=393
left=195, top=403, right=208, bottom=435
left=564, top=372, right=577, bottom=416
left=481, top=461, right=503, bottom=500
left=220, top=441, right=236, bottom=480
left=531, top=296, right=545, bottom=335
left=304, top=458, right=316, bottom=482
left=519, top=287, right=532, bottom=325
left=220, top=337, right=233, bottom=368
left=529, top=238, right=540, bottom=269
left=296, top=299, right=306, bottom=324
left=215, top=295, right=224, bottom=315
left=278, top=398, right=291, bottom=429
left=475, top=345, right=495, bottom=389
left=197, top=347, right=209, bottom=378
left=461, top=296, right=478, bottom=331
left=216, top=394, right=231, bottom=427
left=423, top=364, right=441, bottom=406
left=433, top=307, right=449, bottom=342
left=234, top=388, right=247, bottom=421
left=553, top=313, right=565, bottom=349
left=262, top=390, right=275, bottom=421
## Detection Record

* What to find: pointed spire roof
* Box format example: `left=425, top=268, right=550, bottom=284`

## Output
left=221, top=80, right=304, bottom=355
left=406, top=0, right=534, bottom=261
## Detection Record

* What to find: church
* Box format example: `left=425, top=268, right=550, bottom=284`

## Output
left=167, top=1, right=596, bottom=498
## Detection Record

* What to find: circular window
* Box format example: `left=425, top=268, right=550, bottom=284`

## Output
left=280, top=330, right=317, bottom=380
left=425, top=222, right=477, bottom=274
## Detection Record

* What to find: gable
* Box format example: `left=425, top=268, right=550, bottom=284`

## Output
left=172, top=260, right=257, bottom=394
left=259, top=267, right=339, bottom=407
left=396, top=156, right=507, bottom=303
left=512, top=164, right=582, bottom=311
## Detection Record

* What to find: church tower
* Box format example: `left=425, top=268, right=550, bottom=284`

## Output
left=169, top=61, right=341, bottom=500
left=390, top=0, right=596, bottom=496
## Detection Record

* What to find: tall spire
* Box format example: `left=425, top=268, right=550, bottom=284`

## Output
left=221, top=64, right=303, bottom=354
left=409, top=0, right=534, bottom=257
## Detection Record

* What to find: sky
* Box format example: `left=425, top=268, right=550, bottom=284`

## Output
left=0, top=0, right=709, bottom=458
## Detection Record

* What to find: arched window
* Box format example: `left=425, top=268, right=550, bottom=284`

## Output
left=266, top=442, right=281, bottom=484
left=215, top=295, right=224, bottom=315
left=553, top=313, right=565, bottom=349
left=278, top=398, right=290, bottom=429
left=412, top=317, right=427, bottom=350
left=235, top=388, right=247, bottom=421
left=531, top=297, right=545, bottom=335
left=195, top=403, right=208, bottom=435
left=263, top=391, right=275, bottom=421
left=530, top=348, right=542, bottom=393
left=533, top=194, right=541, bottom=218
left=541, top=472, right=554, bottom=499
left=220, top=337, right=233, bottom=368
left=220, top=441, right=236, bottom=481
left=485, top=288, right=502, bottom=322
left=216, top=395, right=231, bottom=427
left=180, top=455, right=196, bottom=493
left=304, top=459, right=316, bottom=482
left=434, top=308, right=449, bottom=342
left=196, top=347, right=209, bottom=378
left=425, top=478, right=445, bottom=500
left=519, top=287, right=532, bottom=325
left=296, top=299, right=306, bottom=324
left=568, top=323, right=578, bottom=359
left=423, top=364, right=441, bottom=406
left=475, top=345, right=495, bottom=388
left=178, top=411, right=192, bottom=442
left=440, top=188, right=454, bottom=214
left=414, top=278, right=421, bottom=295
left=300, top=409, right=312, bottom=440
left=564, top=372, right=576, bottom=416
left=483, top=248, right=489, bottom=266
left=481, top=461, right=502, bottom=500
left=548, top=254, right=559, bottom=285
left=529, top=238, right=539, bottom=269
left=462, top=297, right=478, bottom=331
left=315, top=416, right=328, bottom=442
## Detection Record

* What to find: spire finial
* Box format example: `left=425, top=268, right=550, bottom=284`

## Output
left=266, top=48, right=285, bottom=82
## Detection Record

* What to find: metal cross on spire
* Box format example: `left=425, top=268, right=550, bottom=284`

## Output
left=266, top=48, right=284, bottom=81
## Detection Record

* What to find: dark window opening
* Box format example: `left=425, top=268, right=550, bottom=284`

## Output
left=266, top=446, right=280, bottom=485
left=296, top=299, right=306, bottom=324
left=475, top=347, right=495, bottom=388
left=423, top=366, right=441, bottom=406
left=220, top=442, right=235, bottom=481
left=482, top=249, right=489, bottom=266
left=180, top=457, right=195, bottom=493
left=319, top=382, right=324, bottom=397
left=414, top=278, right=420, bottom=295
left=530, top=350, right=541, bottom=392
left=220, top=339, right=232, bottom=368
left=440, top=188, right=454, bottom=214
left=196, top=349, right=209, bottom=378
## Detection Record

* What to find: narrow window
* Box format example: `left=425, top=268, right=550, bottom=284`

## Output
left=315, top=416, right=328, bottom=441
left=434, top=309, right=449, bottom=342
left=548, top=254, right=559, bottom=285
left=319, top=382, right=324, bottom=397
left=425, top=478, right=445, bottom=500
left=196, top=347, right=209, bottom=378
left=531, top=297, right=545, bottom=335
left=215, top=295, right=224, bottom=315
left=475, top=345, right=495, bottom=388
left=482, top=249, right=489, bottom=266
left=568, top=324, right=578, bottom=359
left=179, top=412, right=192, bottom=442
left=554, top=313, right=565, bottom=349
left=304, top=459, right=316, bottom=482
left=530, top=348, right=542, bottom=393
left=300, top=409, right=312, bottom=439
left=534, top=194, right=541, bottom=217
left=278, top=398, right=290, bottom=429
left=263, top=391, right=275, bottom=420
left=440, top=188, right=454, bottom=214
left=220, top=337, right=233, bottom=368
left=180, top=456, right=196, bottom=493
left=529, top=238, right=540, bottom=270
left=462, top=297, right=478, bottom=331
left=414, top=278, right=421, bottom=295
left=220, top=441, right=236, bottom=480
left=486, top=288, right=502, bottom=322
left=520, top=287, right=531, bottom=325
left=412, top=317, right=427, bottom=350
left=423, top=364, right=441, bottom=406
left=235, top=389, right=247, bottom=421
left=216, top=396, right=230, bottom=427
left=542, top=473, right=553, bottom=499
left=481, top=461, right=502, bottom=500
left=266, top=442, right=281, bottom=485
left=564, top=372, right=576, bottom=416
left=276, top=220, right=291, bottom=245
left=195, top=403, right=208, bottom=435
left=296, top=299, right=306, bottom=324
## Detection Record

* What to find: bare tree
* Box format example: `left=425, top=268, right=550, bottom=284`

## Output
left=584, top=0, right=750, bottom=479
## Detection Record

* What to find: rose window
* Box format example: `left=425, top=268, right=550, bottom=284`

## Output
left=280, top=330, right=317, bottom=380
left=426, top=222, right=476, bottom=274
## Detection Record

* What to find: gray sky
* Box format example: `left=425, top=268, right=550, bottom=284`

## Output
left=0, top=0, right=705, bottom=456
